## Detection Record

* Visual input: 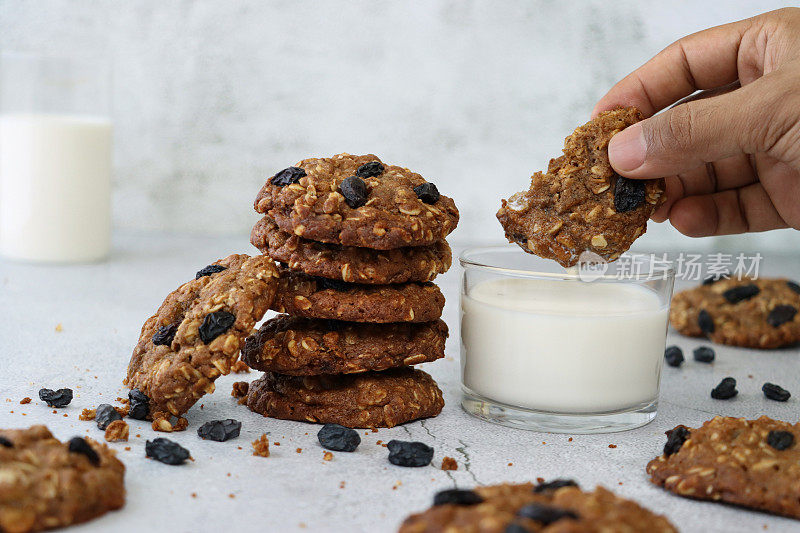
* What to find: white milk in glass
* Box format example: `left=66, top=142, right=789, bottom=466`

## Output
left=0, top=113, right=112, bottom=262
left=461, top=277, right=668, bottom=413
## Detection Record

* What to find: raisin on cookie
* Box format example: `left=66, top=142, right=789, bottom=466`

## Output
left=246, top=367, right=444, bottom=428
left=125, top=254, right=279, bottom=417
left=0, top=426, right=125, bottom=533
left=400, top=482, right=677, bottom=532
left=272, top=266, right=445, bottom=323
left=242, top=315, right=448, bottom=375
left=670, top=278, right=800, bottom=349
left=648, top=416, right=800, bottom=519
left=254, top=154, right=459, bottom=249
left=251, top=216, right=452, bottom=284
left=497, top=107, right=664, bottom=267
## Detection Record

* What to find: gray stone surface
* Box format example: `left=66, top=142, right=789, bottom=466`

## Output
left=1, top=233, right=799, bottom=532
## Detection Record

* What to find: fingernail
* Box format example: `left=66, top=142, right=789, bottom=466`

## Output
left=608, top=123, right=646, bottom=172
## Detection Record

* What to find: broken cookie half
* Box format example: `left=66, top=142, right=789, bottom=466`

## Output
left=497, top=107, right=664, bottom=267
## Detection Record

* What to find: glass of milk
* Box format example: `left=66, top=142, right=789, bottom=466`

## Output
left=460, top=246, right=674, bottom=433
left=0, top=52, right=112, bottom=262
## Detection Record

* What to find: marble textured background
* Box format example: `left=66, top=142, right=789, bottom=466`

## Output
left=2, top=0, right=798, bottom=252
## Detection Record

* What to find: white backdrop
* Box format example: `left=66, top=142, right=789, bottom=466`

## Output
left=2, top=0, right=798, bottom=252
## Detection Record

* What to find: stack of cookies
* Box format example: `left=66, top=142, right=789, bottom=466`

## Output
left=242, top=153, right=459, bottom=428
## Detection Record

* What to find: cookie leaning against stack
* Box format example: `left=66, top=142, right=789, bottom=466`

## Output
left=246, top=153, right=459, bottom=428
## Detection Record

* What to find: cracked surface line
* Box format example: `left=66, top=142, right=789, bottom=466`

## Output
left=420, top=420, right=456, bottom=487
left=456, top=438, right=479, bottom=484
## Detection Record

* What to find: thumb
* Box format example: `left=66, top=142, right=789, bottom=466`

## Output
left=607, top=72, right=800, bottom=178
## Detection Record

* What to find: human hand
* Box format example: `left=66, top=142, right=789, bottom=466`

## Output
left=593, top=7, right=800, bottom=237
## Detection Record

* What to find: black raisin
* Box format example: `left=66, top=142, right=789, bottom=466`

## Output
left=95, top=404, right=122, bottom=430
left=702, top=273, right=729, bottom=285
left=698, top=309, right=715, bottom=334
left=317, top=424, right=360, bottom=452
left=0, top=436, right=12, bottom=448
left=145, top=438, right=190, bottom=465
left=711, top=377, right=737, bottom=400
left=533, top=479, right=579, bottom=493
left=722, top=284, right=760, bottom=304
left=387, top=440, right=433, bottom=467
left=270, top=166, right=306, bottom=186
left=693, top=346, right=715, bottom=363
left=767, top=430, right=794, bottom=451
left=199, top=311, right=236, bottom=344
left=664, top=346, right=684, bottom=367
left=152, top=322, right=179, bottom=346
left=339, top=175, right=368, bottom=208
left=196, top=264, right=227, bottom=280
left=517, top=503, right=578, bottom=525
left=767, top=305, right=797, bottom=328
left=413, top=182, right=440, bottom=204
left=762, top=382, right=791, bottom=402
left=197, top=419, right=241, bottom=442
left=317, top=277, right=350, bottom=292
left=432, top=488, right=484, bottom=506
left=68, top=437, right=100, bottom=465
left=504, top=524, right=530, bottom=533
left=38, top=388, right=73, bottom=408
left=664, top=426, right=690, bottom=456
left=355, top=161, right=384, bottom=178
left=613, top=176, right=645, bottom=213
left=128, top=388, right=150, bottom=420
left=788, top=281, right=800, bottom=294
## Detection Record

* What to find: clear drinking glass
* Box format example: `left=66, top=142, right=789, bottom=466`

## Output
left=460, top=246, right=674, bottom=434
left=0, top=51, right=112, bottom=262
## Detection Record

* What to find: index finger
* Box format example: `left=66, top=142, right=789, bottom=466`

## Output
left=591, top=16, right=755, bottom=118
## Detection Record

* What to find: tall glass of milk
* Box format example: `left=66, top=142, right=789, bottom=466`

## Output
left=0, top=52, right=112, bottom=262
left=460, top=247, right=674, bottom=433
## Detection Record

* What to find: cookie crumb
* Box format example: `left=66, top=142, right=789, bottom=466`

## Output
left=152, top=412, right=188, bottom=433
left=252, top=434, right=270, bottom=457
left=55, top=323, right=63, bottom=332
left=339, top=481, right=345, bottom=489
left=191, top=492, right=197, bottom=498
left=536, top=477, right=545, bottom=483
left=104, top=420, right=129, bottom=442
left=568, top=437, right=573, bottom=442
left=323, top=451, right=333, bottom=461
left=441, top=456, right=457, bottom=471
left=231, top=360, right=250, bottom=373
left=296, top=448, right=302, bottom=454
left=508, top=462, right=513, bottom=467
left=19, top=397, right=31, bottom=405
left=608, top=444, right=617, bottom=449
left=274, top=441, right=280, bottom=446
left=231, top=381, right=249, bottom=398
left=228, top=494, right=235, bottom=499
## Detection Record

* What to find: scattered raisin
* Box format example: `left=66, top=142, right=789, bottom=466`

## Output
left=199, top=311, right=236, bottom=344
left=664, top=426, right=690, bottom=456
left=95, top=404, right=122, bottom=430
left=788, top=281, right=800, bottom=294
left=767, top=305, right=797, bottom=328
left=387, top=440, right=433, bottom=467
left=722, top=284, right=760, bottom=304
left=152, top=322, right=179, bottom=346
left=517, top=503, right=578, bottom=525
left=413, top=183, right=440, bottom=204
left=767, top=430, right=794, bottom=451
left=762, top=383, right=791, bottom=402
left=146, top=438, right=190, bottom=465
left=613, top=176, right=645, bottom=213
left=533, top=479, right=578, bottom=493
left=195, top=264, right=227, bottom=280
left=317, top=277, right=350, bottom=292
left=698, top=309, right=715, bottom=334
left=355, top=161, right=384, bottom=178
left=693, top=346, right=715, bottom=363
left=317, top=424, right=360, bottom=452
left=270, top=166, right=306, bottom=186
left=432, top=489, right=483, bottom=506
left=711, top=377, right=737, bottom=400
left=339, top=175, right=368, bottom=208
left=128, top=388, right=150, bottom=420
left=664, top=346, right=684, bottom=367
left=702, top=273, right=729, bottom=285
left=0, top=436, right=12, bottom=448
left=197, top=419, right=241, bottom=442
left=38, top=388, right=73, bottom=408
left=68, top=437, right=100, bottom=465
